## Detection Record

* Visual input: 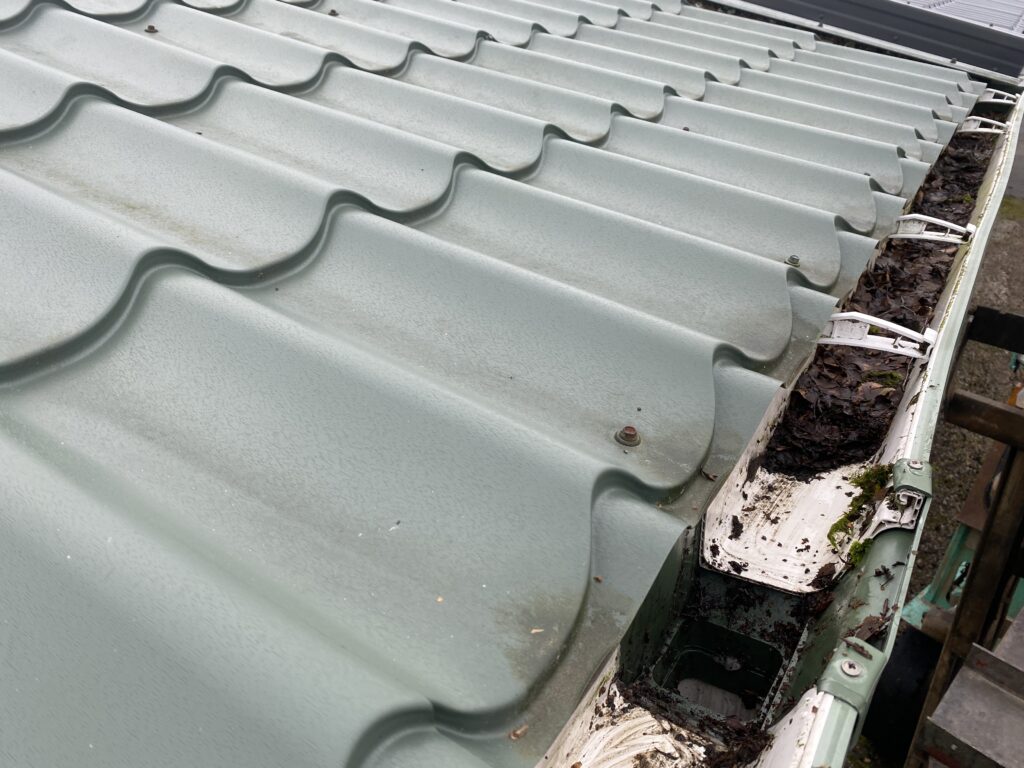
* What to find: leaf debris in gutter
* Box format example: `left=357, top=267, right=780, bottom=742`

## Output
left=765, top=130, right=999, bottom=475
left=846, top=599, right=896, bottom=643
left=700, top=109, right=1005, bottom=590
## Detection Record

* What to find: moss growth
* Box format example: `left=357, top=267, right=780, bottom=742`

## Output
left=999, top=195, right=1024, bottom=221
left=864, top=370, right=904, bottom=388
left=847, top=463, right=893, bottom=518
left=827, top=464, right=893, bottom=554
left=827, top=517, right=853, bottom=550
left=962, top=192, right=974, bottom=205
left=847, top=539, right=872, bottom=567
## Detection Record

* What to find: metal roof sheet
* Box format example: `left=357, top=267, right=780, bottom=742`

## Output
left=903, top=0, right=1024, bottom=35
left=730, top=0, right=1024, bottom=76
left=0, top=1, right=988, bottom=766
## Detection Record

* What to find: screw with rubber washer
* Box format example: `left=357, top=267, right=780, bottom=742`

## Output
left=615, top=426, right=641, bottom=447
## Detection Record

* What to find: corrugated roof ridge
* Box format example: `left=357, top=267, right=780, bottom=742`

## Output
left=1, top=0, right=978, bottom=150
left=1, top=0, right=981, bottom=138
left=0, top=11, right=923, bottom=225
left=0, top=134, right=819, bottom=374
left=3, top=0, right=982, bottom=379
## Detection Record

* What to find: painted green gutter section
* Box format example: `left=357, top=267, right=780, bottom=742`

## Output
left=811, top=96, right=1024, bottom=768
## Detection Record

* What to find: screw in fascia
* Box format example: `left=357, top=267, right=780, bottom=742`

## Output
left=785, top=254, right=801, bottom=267
left=908, top=459, right=924, bottom=470
left=840, top=659, right=863, bottom=678
left=615, top=425, right=641, bottom=447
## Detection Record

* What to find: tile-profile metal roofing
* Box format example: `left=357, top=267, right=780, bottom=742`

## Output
left=0, top=1, right=985, bottom=766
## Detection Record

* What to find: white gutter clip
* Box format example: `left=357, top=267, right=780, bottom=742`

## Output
left=817, top=312, right=937, bottom=359
left=958, top=116, right=1008, bottom=135
left=978, top=88, right=1019, bottom=106
left=891, top=214, right=976, bottom=245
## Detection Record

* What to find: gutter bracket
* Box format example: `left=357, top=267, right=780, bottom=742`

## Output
left=818, top=638, right=886, bottom=716
left=866, top=458, right=933, bottom=538
left=979, top=88, right=1019, bottom=106
left=958, top=116, right=1008, bottom=135
left=891, top=214, right=976, bottom=245
left=817, top=312, right=938, bottom=360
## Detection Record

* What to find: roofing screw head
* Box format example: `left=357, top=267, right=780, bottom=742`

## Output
left=840, top=659, right=863, bottom=678
left=786, top=254, right=801, bottom=267
left=908, top=460, right=924, bottom=470
left=144, top=24, right=158, bottom=32
left=615, top=425, right=641, bottom=447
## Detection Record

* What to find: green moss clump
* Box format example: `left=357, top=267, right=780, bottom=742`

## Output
left=826, top=464, right=893, bottom=557
left=827, top=517, right=853, bottom=550
left=962, top=192, right=974, bottom=205
left=847, top=539, right=872, bottom=567
left=847, top=463, right=893, bottom=519
left=863, top=370, right=904, bottom=388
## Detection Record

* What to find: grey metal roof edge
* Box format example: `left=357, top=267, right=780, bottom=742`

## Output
left=709, top=0, right=1024, bottom=85
left=725, top=0, right=1024, bottom=76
